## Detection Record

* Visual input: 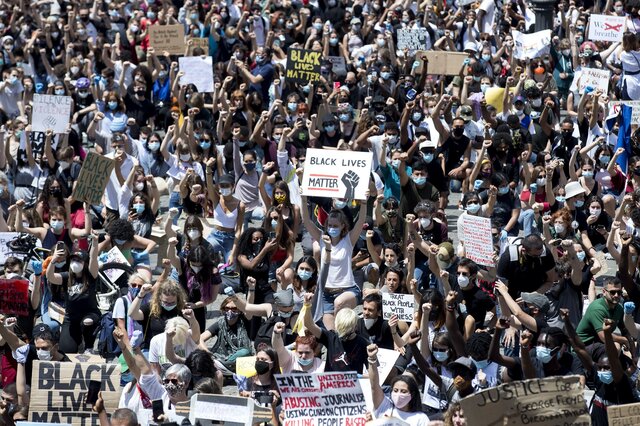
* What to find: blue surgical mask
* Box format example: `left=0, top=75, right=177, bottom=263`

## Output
left=324, top=125, right=336, bottom=133
left=133, top=203, right=145, bottom=215
left=391, top=159, right=401, bottom=169
left=575, top=200, right=585, bottom=208
left=147, top=11, right=156, bottom=20
left=576, top=251, right=586, bottom=262
left=597, top=370, right=614, bottom=384
left=200, top=141, right=211, bottom=149
left=381, top=71, right=391, bottom=80
left=297, top=357, right=313, bottom=366
left=433, top=351, right=449, bottom=362
left=466, top=203, right=481, bottom=214
left=535, top=346, right=554, bottom=364
left=148, top=141, right=160, bottom=151
left=114, top=238, right=127, bottom=245
left=50, top=220, right=64, bottom=231
left=162, top=303, right=177, bottom=311
left=129, top=287, right=140, bottom=298
left=327, top=227, right=341, bottom=238
left=339, top=113, right=350, bottom=122
left=271, top=219, right=278, bottom=228
left=108, top=101, right=118, bottom=110
left=422, top=153, right=434, bottom=163
left=298, top=270, right=313, bottom=281
left=330, top=37, right=338, bottom=46
left=412, top=112, right=422, bottom=122
left=54, top=261, right=66, bottom=268
left=498, top=186, right=509, bottom=195
left=556, top=196, right=566, bottom=204
left=334, top=200, right=347, bottom=209
left=412, top=176, right=426, bottom=186
left=288, top=102, right=298, bottom=112
left=473, top=359, right=490, bottom=370
left=599, top=156, right=610, bottom=164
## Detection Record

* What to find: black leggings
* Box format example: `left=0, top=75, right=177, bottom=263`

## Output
left=59, top=312, right=101, bottom=353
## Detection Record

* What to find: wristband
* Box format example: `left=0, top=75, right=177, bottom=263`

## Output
left=368, top=357, right=378, bottom=364
left=247, top=288, right=255, bottom=292
left=303, top=303, right=312, bottom=308
left=325, top=249, right=332, bottom=252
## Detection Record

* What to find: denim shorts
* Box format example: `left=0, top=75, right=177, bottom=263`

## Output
left=322, top=285, right=362, bottom=314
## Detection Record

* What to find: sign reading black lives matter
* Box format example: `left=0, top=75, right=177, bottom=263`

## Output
left=286, top=48, right=322, bottom=84
left=396, top=28, right=429, bottom=53
left=301, top=148, right=373, bottom=200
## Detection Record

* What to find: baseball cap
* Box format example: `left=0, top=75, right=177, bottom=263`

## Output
left=419, top=140, right=437, bottom=150
left=521, top=292, right=550, bottom=315
left=459, top=105, right=473, bottom=122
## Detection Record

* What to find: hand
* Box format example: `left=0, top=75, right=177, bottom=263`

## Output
left=520, top=329, right=533, bottom=349
left=322, top=234, right=332, bottom=249
left=92, top=392, right=105, bottom=413
left=182, top=308, right=194, bottom=320
left=616, top=147, right=626, bottom=156
left=139, top=283, right=153, bottom=297
left=496, top=316, right=510, bottom=330
left=559, top=308, right=570, bottom=322
left=621, top=232, right=633, bottom=247
left=341, top=170, right=360, bottom=200
left=30, top=260, right=43, bottom=275
left=168, top=237, right=179, bottom=246
left=264, top=238, right=278, bottom=252
left=166, top=326, right=177, bottom=339
left=246, top=276, right=257, bottom=290
left=624, top=302, right=636, bottom=315
left=303, top=292, right=314, bottom=305
left=367, top=343, right=378, bottom=359
left=274, top=322, right=286, bottom=334
left=388, top=314, right=398, bottom=329
left=500, top=229, right=508, bottom=241
left=602, top=319, right=615, bottom=335
left=169, top=207, right=179, bottom=218
left=365, top=230, right=374, bottom=239
left=445, top=290, right=457, bottom=305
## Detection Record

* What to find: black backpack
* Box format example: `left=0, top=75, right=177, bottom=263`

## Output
left=96, top=296, right=127, bottom=359
left=254, top=314, right=296, bottom=350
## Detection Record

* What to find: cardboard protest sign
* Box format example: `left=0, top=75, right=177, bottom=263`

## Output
left=179, top=56, right=214, bottom=92
left=30, top=361, right=121, bottom=426
left=71, top=152, right=115, bottom=205
left=189, top=37, right=209, bottom=53
left=382, top=293, right=415, bottom=322
left=276, top=372, right=368, bottom=426
left=608, top=401, right=640, bottom=425
left=0, top=279, right=29, bottom=316
left=66, top=353, right=105, bottom=364
left=589, top=14, right=625, bottom=42
left=360, top=348, right=400, bottom=384
left=459, top=375, right=590, bottom=426
left=149, top=24, right=186, bottom=55
left=512, top=30, right=552, bottom=60
left=459, top=214, right=494, bottom=266
left=418, top=51, right=468, bottom=75
left=326, top=56, right=347, bottom=76
left=577, top=68, right=611, bottom=95
left=32, top=94, right=72, bottom=134
left=301, top=148, right=373, bottom=200
left=286, top=48, right=322, bottom=84
left=396, top=28, right=429, bottom=53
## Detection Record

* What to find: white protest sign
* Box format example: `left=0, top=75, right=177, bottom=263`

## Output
left=301, top=148, right=373, bottom=200
left=459, top=375, right=590, bottom=426
left=589, top=14, right=626, bottom=42
left=189, top=394, right=254, bottom=425
left=512, top=30, right=551, bottom=60
left=276, top=372, right=368, bottom=426
left=396, top=28, right=429, bottom=53
left=611, top=100, right=640, bottom=125
left=358, top=378, right=374, bottom=412
left=179, top=56, right=214, bottom=93
left=382, top=293, right=415, bottom=322
left=361, top=348, right=400, bottom=384
left=31, top=94, right=72, bottom=134
left=368, top=418, right=411, bottom=426
left=577, top=67, right=611, bottom=94
left=459, top=214, right=494, bottom=267
left=100, top=246, right=130, bottom=282
left=326, top=56, right=347, bottom=76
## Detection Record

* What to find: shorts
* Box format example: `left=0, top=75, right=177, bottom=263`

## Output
left=322, top=285, right=362, bottom=314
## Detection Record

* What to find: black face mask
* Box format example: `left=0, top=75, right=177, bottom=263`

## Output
left=428, top=310, right=439, bottom=321
left=452, top=127, right=464, bottom=138
left=562, top=130, right=572, bottom=138
left=255, top=360, right=270, bottom=375
left=252, top=240, right=264, bottom=253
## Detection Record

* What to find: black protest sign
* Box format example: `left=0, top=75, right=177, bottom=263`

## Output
left=71, top=152, right=115, bottom=205
left=286, top=48, right=322, bottom=84
left=0, top=279, right=29, bottom=316
left=30, top=361, right=121, bottom=426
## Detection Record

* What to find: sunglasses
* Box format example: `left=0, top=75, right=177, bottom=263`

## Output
left=606, top=289, right=621, bottom=296
left=163, top=378, right=180, bottom=385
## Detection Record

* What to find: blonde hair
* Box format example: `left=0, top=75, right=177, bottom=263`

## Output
left=335, top=308, right=358, bottom=338
left=150, top=280, right=187, bottom=318
left=165, top=316, right=190, bottom=347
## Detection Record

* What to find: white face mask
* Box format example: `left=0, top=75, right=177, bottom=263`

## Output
left=590, top=208, right=601, bottom=217
left=220, top=188, right=232, bottom=196
left=187, top=229, right=201, bottom=240
left=37, top=349, right=52, bottom=361
left=180, top=153, right=191, bottom=162
left=134, top=182, right=144, bottom=191
left=420, top=218, right=431, bottom=228
left=554, top=223, right=566, bottom=234
left=70, top=261, right=84, bottom=274
left=364, top=318, right=376, bottom=329
left=457, top=274, right=471, bottom=289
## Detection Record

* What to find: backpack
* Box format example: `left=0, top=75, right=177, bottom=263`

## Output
left=96, top=296, right=127, bottom=359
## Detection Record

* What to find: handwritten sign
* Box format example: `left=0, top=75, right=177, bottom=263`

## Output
left=459, top=214, right=494, bottom=266
left=301, top=148, right=373, bottom=200
left=382, top=293, right=415, bottom=322
left=149, top=24, right=186, bottom=55
left=361, top=348, right=400, bottom=384
left=459, top=375, right=590, bottom=426
left=72, top=152, right=114, bottom=205
left=189, top=37, right=209, bottom=53
left=30, top=361, right=120, bottom=426
left=396, top=28, right=429, bottom=54
left=179, top=56, right=214, bottom=92
left=100, top=246, right=130, bottom=283
left=608, top=401, right=640, bottom=426
left=610, top=100, right=640, bottom=125
left=276, top=372, right=367, bottom=426
left=577, top=68, right=611, bottom=95
left=286, top=48, right=321, bottom=84
left=235, top=356, right=257, bottom=378
left=589, top=14, right=626, bottom=42
left=326, top=56, right=347, bottom=76
left=512, top=30, right=552, bottom=60
left=0, top=279, right=29, bottom=316
left=32, top=95, right=72, bottom=134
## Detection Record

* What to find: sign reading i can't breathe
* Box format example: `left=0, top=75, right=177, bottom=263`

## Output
left=301, top=148, right=373, bottom=200
left=286, top=48, right=321, bottom=84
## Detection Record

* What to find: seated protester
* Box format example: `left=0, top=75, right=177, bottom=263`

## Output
left=367, top=344, right=430, bottom=426
left=3, top=257, right=42, bottom=343
left=283, top=257, right=318, bottom=311
left=200, top=296, right=253, bottom=372
left=185, top=349, right=224, bottom=393
left=545, top=256, right=591, bottom=329
left=272, top=322, right=325, bottom=373
left=148, top=313, right=200, bottom=376
left=235, top=346, right=281, bottom=422
left=113, top=271, right=151, bottom=339
left=405, top=289, right=447, bottom=349
left=0, top=383, right=22, bottom=426
left=0, top=323, right=70, bottom=387
left=576, top=277, right=633, bottom=352
left=128, top=280, right=187, bottom=350
left=236, top=227, right=274, bottom=304
left=165, top=214, right=217, bottom=259
left=465, top=332, right=499, bottom=389
left=356, top=293, right=405, bottom=350
left=480, top=172, right=520, bottom=237
left=494, top=281, right=550, bottom=333
left=373, top=197, right=406, bottom=245
left=365, top=238, right=405, bottom=288
left=408, top=201, right=449, bottom=286
left=584, top=196, right=612, bottom=250
left=98, top=218, right=157, bottom=267
left=496, top=234, right=557, bottom=299
left=303, top=294, right=368, bottom=373
left=397, top=158, right=441, bottom=218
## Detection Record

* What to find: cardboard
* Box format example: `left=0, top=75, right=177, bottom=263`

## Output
left=0, top=279, right=29, bottom=316
left=149, top=24, right=186, bottom=55
left=31, top=94, right=72, bottom=134
left=29, top=361, right=121, bottom=426
left=179, top=56, right=214, bottom=93
left=458, top=214, right=494, bottom=266
left=100, top=246, right=130, bottom=283
left=236, top=356, right=257, bottom=378
left=301, top=148, right=373, bottom=200
left=382, top=293, right=415, bottom=322
left=71, top=152, right=115, bottom=205
left=275, top=372, right=367, bottom=426
left=459, top=375, right=591, bottom=426
left=285, top=48, right=322, bottom=84
left=589, top=14, right=625, bottom=42
left=608, top=401, right=640, bottom=426
left=189, top=37, right=209, bottom=53
left=360, top=348, right=400, bottom=384
left=419, top=51, right=468, bottom=76
left=326, top=56, right=347, bottom=77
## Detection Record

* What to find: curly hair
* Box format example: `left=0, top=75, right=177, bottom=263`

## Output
left=150, top=280, right=187, bottom=318
left=465, top=331, right=492, bottom=361
left=106, top=219, right=135, bottom=243
left=551, top=208, right=572, bottom=226
left=38, top=176, right=67, bottom=215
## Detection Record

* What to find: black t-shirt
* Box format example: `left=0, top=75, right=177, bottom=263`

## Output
left=459, top=285, right=495, bottom=328
left=590, top=366, right=637, bottom=426
left=438, top=136, right=470, bottom=172
left=139, top=304, right=181, bottom=349
left=497, top=246, right=556, bottom=298
left=319, top=329, right=368, bottom=373
left=24, top=344, right=71, bottom=386
left=124, top=91, right=156, bottom=126
left=355, top=317, right=394, bottom=349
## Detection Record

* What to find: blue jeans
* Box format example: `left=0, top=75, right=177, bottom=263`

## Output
left=243, top=207, right=265, bottom=229
left=322, top=285, right=362, bottom=314
left=207, top=229, right=235, bottom=263
left=169, top=191, right=182, bottom=225
left=518, top=209, right=538, bottom=237
left=40, top=286, right=61, bottom=334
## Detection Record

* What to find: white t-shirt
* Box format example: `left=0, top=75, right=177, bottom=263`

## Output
left=320, top=236, right=355, bottom=289
left=133, top=374, right=186, bottom=426
left=477, top=0, right=499, bottom=34
left=112, top=295, right=142, bottom=338
left=373, top=396, right=430, bottom=426
left=148, top=332, right=198, bottom=374
left=104, top=151, right=134, bottom=210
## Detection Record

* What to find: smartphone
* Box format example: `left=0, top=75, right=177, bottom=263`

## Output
left=498, top=318, right=509, bottom=326
left=406, top=88, right=417, bottom=101
left=268, top=231, right=276, bottom=239
left=333, top=81, right=341, bottom=91
left=56, top=241, right=65, bottom=252
left=86, top=380, right=101, bottom=405
left=152, top=399, right=164, bottom=419
left=224, top=287, right=235, bottom=297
